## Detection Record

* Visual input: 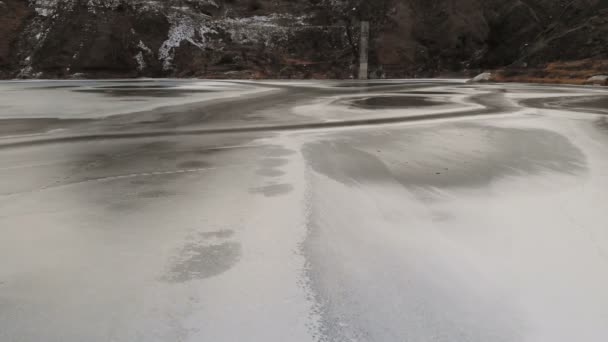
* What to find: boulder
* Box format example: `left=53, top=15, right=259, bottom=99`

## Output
left=467, top=72, right=493, bottom=83
left=584, top=75, right=608, bottom=86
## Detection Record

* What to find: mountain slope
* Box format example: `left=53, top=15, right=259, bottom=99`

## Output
left=1, top=0, right=606, bottom=79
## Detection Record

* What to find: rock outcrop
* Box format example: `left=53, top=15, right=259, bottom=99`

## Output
left=1, top=0, right=607, bottom=79
left=467, top=72, right=493, bottom=83
left=585, top=75, right=608, bottom=85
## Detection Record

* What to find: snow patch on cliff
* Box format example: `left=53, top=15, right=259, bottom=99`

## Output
left=138, top=40, right=152, bottom=54
left=134, top=52, right=146, bottom=71
left=223, top=15, right=307, bottom=47
left=30, top=0, right=70, bottom=17
left=159, top=14, right=218, bottom=71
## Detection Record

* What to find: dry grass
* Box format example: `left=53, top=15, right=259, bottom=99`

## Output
left=283, top=58, right=319, bottom=66
left=491, top=59, right=608, bottom=85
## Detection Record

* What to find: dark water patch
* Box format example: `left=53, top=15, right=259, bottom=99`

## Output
left=138, top=140, right=179, bottom=152
left=303, top=124, right=586, bottom=191
left=407, top=91, right=453, bottom=95
left=199, top=230, right=234, bottom=240
left=130, top=179, right=150, bottom=185
left=158, top=154, right=179, bottom=161
left=249, top=183, right=293, bottom=197
left=99, top=85, right=174, bottom=89
left=332, top=82, right=403, bottom=88
left=163, top=241, right=241, bottom=282
left=242, top=115, right=265, bottom=122
left=0, top=107, right=512, bottom=150
left=595, top=117, right=608, bottom=131
left=523, top=95, right=608, bottom=114
left=349, top=96, right=441, bottom=109
left=29, top=85, right=79, bottom=90
left=256, top=168, right=286, bottom=177
left=118, top=98, right=147, bottom=102
left=259, top=158, right=289, bottom=168
left=73, top=88, right=214, bottom=98
left=0, top=118, right=89, bottom=137
left=567, top=96, right=608, bottom=113
left=506, top=86, right=578, bottom=94
left=137, top=190, right=176, bottom=199
left=263, top=146, right=296, bottom=157
left=177, top=160, right=211, bottom=169
left=303, top=143, right=392, bottom=186
left=195, top=149, right=219, bottom=156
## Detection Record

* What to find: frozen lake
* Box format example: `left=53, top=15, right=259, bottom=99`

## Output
left=1, top=79, right=608, bottom=342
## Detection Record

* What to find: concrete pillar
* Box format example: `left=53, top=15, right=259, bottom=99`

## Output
left=358, top=21, right=369, bottom=80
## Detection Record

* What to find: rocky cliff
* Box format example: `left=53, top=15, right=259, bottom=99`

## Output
left=1, top=0, right=607, bottom=79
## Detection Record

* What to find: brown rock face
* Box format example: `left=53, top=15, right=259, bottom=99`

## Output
left=1, top=0, right=607, bottom=79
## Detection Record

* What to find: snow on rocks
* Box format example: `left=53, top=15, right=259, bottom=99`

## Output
left=157, top=11, right=306, bottom=70
left=134, top=52, right=146, bottom=71
left=19, top=0, right=331, bottom=77
left=158, top=13, right=217, bottom=71
left=222, top=14, right=306, bottom=47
